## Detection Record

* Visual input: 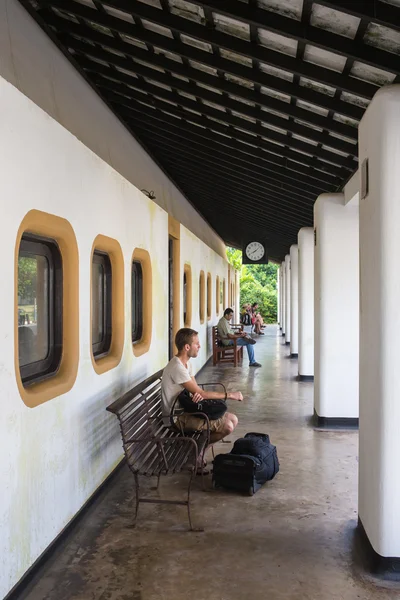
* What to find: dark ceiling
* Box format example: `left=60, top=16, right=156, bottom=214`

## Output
left=20, top=0, right=400, bottom=260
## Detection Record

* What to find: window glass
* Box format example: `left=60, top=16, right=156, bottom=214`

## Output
left=92, top=251, right=112, bottom=357
left=183, top=272, right=187, bottom=324
left=18, top=236, right=62, bottom=385
left=18, top=254, right=49, bottom=365
left=132, top=261, right=143, bottom=343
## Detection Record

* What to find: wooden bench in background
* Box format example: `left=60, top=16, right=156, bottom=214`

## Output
left=212, top=324, right=244, bottom=367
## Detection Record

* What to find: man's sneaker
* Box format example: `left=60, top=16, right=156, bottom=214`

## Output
left=249, top=362, right=262, bottom=367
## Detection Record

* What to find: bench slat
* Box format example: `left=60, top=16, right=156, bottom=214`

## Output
left=106, top=369, right=163, bottom=415
left=126, top=425, right=171, bottom=469
left=121, top=399, right=162, bottom=439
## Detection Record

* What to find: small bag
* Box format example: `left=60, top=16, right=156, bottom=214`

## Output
left=177, top=389, right=227, bottom=420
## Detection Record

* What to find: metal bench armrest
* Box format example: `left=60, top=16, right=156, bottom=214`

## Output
left=170, top=395, right=211, bottom=444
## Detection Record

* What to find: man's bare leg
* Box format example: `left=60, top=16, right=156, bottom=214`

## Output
left=209, top=412, right=238, bottom=444
left=197, top=413, right=238, bottom=472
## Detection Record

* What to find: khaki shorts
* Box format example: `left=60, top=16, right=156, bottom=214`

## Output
left=175, top=412, right=227, bottom=434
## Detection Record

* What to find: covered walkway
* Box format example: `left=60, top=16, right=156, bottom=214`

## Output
left=17, top=327, right=396, bottom=600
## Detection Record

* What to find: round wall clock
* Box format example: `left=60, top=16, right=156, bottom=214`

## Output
left=245, top=241, right=265, bottom=262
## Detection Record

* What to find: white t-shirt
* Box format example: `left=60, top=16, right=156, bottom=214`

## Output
left=161, top=356, right=193, bottom=425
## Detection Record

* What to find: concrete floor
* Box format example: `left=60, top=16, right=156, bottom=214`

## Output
left=16, top=327, right=400, bottom=600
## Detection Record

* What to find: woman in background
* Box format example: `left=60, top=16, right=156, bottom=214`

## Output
left=251, top=303, right=265, bottom=335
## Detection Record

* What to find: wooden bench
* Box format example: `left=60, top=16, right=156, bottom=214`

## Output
left=106, top=370, right=226, bottom=531
left=212, top=324, right=244, bottom=367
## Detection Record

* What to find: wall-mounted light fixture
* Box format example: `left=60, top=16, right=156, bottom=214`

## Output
left=141, top=189, right=156, bottom=200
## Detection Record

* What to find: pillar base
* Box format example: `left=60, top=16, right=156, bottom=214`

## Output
left=290, top=353, right=298, bottom=358
left=313, top=410, right=358, bottom=429
left=282, top=333, right=285, bottom=337
left=356, top=517, right=400, bottom=580
left=285, top=341, right=290, bottom=346
left=298, top=374, right=314, bottom=382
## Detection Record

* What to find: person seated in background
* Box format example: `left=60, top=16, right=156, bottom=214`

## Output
left=218, top=308, right=261, bottom=367
left=240, top=304, right=252, bottom=328
left=252, top=303, right=265, bottom=335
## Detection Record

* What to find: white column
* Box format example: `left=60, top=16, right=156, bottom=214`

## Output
left=235, top=270, right=240, bottom=323
left=290, top=245, right=298, bottom=357
left=314, top=193, right=359, bottom=425
left=298, top=228, right=314, bottom=379
left=280, top=267, right=283, bottom=330
left=284, top=254, right=291, bottom=345
left=358, top=85, right=400, bottom=567
left=277, top=267, right=281, bottom=327
left=281, top=261, right=286, bottom=336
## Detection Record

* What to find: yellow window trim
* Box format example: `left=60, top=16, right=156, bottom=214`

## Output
left=207, top=272, right=212, bottom=321
left=132, top=247, right=152, bottom=358
left=199, top=270, right=205, bottom=324
left=91, top=234, right=124, bottom=375
left=15, top=210, right=79, bottom=407
left=216, top=275, right=220, bottom=316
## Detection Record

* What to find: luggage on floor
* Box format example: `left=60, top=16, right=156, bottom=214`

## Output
left=212, top=432, right=279, bottom=496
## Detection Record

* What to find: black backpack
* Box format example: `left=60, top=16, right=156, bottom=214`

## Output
left=177, top=389, right=227, bottom=420
left=213, top=432, right=279, bottom=495
left=240, top=312, right=251, bottom=326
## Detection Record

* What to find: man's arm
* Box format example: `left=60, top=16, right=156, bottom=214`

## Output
left=181, top=378, right=243, bottom=402
left=218, top=319, right=245, bottom=340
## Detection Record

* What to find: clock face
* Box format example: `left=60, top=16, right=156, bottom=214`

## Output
left=245, top=241, right=265, bottom=262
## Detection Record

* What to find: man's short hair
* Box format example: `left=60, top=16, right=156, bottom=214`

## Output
left=224, top=308, right=234, bottom=316
left=175, top=328, right=198, bottom=351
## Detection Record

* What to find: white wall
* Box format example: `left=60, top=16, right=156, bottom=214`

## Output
left=344, top=170, right=359, bottom=205
left=180, top=226, right=227, bottom=364
left=0, top=77, right=229, bottom=598
left=314, top=194, right=359, bottom=419
left=0, top=0, right=226, bottom=259
left=298, top=228, right=314, bottom=378
left=290, top=245, right=299, bottom=356
left=358, top=85, right=400, bottom=558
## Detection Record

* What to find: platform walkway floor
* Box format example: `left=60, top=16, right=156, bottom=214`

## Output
left=16, top=326, right=400, bottom=600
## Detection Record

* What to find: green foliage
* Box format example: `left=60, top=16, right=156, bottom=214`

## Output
left=226, top=247, right=278, bottom=323
left=226, top=247, right=242, bottom=271
left=18, top=257, right=37, bottom=301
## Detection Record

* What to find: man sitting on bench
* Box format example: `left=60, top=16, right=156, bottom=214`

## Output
left=161, top=328, right=243, bottom=453
left=218, top=308, right=262, bottom=367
